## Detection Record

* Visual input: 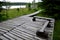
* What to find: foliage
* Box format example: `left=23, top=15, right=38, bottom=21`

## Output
left=38, top=0, right=60, bottom=19
left=0, top=1, right=3, bottom=12
left=0, top=2, right=4, bottom=21
left=37, top=2, right=42, bottom=9
left=27, top=3, right=31, bottom=10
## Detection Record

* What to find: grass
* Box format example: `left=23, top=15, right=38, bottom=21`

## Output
left=0, top=8, right=35, bottom=21
left=53, top=20, right=60, bottom=40
left=36, top=12, right=60, bottom=40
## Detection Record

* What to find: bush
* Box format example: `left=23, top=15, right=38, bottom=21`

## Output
left=39, top=0, right=60, bottom=19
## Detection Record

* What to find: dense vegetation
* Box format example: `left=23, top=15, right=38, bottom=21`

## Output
left=0, top=2, right=4, bottom=21
left=38, top=0, right=60, bottom=19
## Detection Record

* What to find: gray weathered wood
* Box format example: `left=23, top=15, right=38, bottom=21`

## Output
left=6, top=32, right=23, bottom=40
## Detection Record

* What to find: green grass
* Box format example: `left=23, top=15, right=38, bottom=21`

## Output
left=36, top=13, right=60, bottom=40
left=7, top=8, right=34, bottom=18
left=53, top=20, right=60, bottom=40
left=0, top=8, right=35, bottom=21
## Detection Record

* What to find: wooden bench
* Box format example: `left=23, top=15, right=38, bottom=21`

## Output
left=32, top=16, right=50, bottom=39
left=32, top=16, right=49, bottom=32
left=34, top=16, right=55, bottom=27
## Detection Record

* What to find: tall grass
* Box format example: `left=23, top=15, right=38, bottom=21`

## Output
left=0, top=8, right=35, bottom=22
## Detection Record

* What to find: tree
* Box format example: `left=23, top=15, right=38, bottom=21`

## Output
left=5, top=2, right=11, bottom=18
left=32, top=0, right=35, bottom=9
left=0, top=1, right=3, bottom=12
left=0, top=1, right=10, bottom=21
left=37, top=2, right=42, bottom=9
left=40, top=0, right=60, bottom=19
left=27, top=3, right=31, bottom=10
left=0, top=1, right=3, bottom=21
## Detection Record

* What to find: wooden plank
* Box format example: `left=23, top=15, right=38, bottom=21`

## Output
left=9, top=31, right=28, bottom=40
left=0, top=31, right=6, bottom=34
left=0, top=27, right=9, bottom=31
left=0, top=35, right=8, bottom=40
left=0, top=29, right=7, bottom=33
left=14, top=28, right=41, bottom=40
left=0, top=25, right=14, bottom=31
left=22, top=22, right=43, bottom=29
left=14, top=29, right=41, bottom=40
left=0, top=34, right=11, bottom=40
left=6, top=32, right=23, bottom=40
left=26, top=10, right=41, bottom=17
left=3, top=34, right=15, bottom=40
left=11, top=30, right=36, bottom=40
left=34, top=16, right=54, bottom=20
left=21, top=25, right=38, bottom=32
left=16, top=26, right=36, bottom=36
left=12, top=29, right=35, bottom=40
left=39, top=21, right=49, bottom=32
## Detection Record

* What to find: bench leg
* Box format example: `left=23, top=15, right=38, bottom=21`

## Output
left=0, top=38, right=2, bottom=40
left=32, top=17, right=36, bottom=21
left=36, top=31, right=48, bottom=39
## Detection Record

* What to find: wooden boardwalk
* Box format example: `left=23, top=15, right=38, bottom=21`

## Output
left=0, top=11, right=55, bottom=40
